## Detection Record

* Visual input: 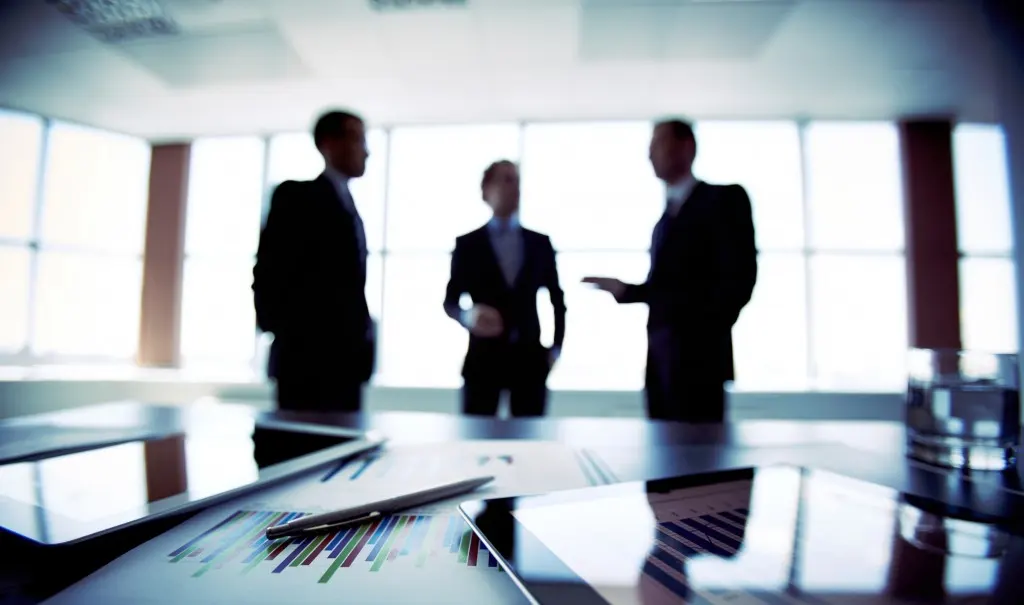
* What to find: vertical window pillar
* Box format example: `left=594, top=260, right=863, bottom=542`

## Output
left=138, top=144, right=190, bottom=367
left=899, top=119, right=962, bottom=350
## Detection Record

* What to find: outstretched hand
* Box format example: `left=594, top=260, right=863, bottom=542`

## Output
left=582, top=276, right=627, bottom=300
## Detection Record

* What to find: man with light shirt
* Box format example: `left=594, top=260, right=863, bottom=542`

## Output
left=253, top=109, right=375, bottom=412
left=584, top=119, right=757, bottom=423
left=444, top=160, right=566, bottom=417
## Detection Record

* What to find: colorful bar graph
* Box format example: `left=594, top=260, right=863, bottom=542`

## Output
left=167, top=510, right=502, bottom=583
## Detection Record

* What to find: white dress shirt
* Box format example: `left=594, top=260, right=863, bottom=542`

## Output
left=324, top=166, right=367, bottom=266
left=487, top=212, right=523, bottom=287
left=665, top=174, right=699, bottom=217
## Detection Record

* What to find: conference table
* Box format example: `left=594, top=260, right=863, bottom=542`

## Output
left=1, top=400, right=1022, bottom=604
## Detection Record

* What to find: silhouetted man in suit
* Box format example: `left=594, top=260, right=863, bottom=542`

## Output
left=585, top=119, right=757, bottom=423
left=444, top=160, right=566, bottom=417
left=253, top=109, right=374, bottom=412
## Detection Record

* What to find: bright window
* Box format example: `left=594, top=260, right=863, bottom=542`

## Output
left=0, top=110, right=44, bottom=241
left=376, top=253, right=466, bottom=387
left=32, top=252, right=143, bottom=358
left=162, top=119, right=930, bottom=394
left=804, top=122, right=904, bottom=252
left=180, top=137, right=266, bottom=366
left=385, top=124, right=520, bottom=252
left=953, top=124, right=1017, bottom=355
left=0, top=247, right=31, bottom=352
left=732, top=253, right=808, bottom=391
left=180, top=257, right=259, bottom=367
left=953, top=124, right=1014, bottom=256
left=519, top=122, right=662, bottom=252
left=29, top=122, right=150, bottom=360
left=185, top=137, right=266, bottom=259
left=960, top=258, right=1018, bottom=354
left=809, top=255, right=908, bottom=390
left=0, top=110, right=43, bottom=356
left=694, top=121, right=804, bottom=251
left=41, top=122, right=150, bottom=254
left=544, top=252, right=650, bottom=391
left=265, top=129, right=388, bottom=252
left=517, top=123, right=657, bottom=392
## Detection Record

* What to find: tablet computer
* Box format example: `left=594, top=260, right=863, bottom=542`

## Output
left=459, top=465, right=1024, bottom=605
left=0, top=417, right=385, bottom=545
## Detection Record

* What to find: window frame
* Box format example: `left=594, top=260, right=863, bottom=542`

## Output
left=0, top=115, right=152, bottom=365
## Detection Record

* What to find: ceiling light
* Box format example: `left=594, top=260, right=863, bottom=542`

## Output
left=46, top=0, right=179, bottom=43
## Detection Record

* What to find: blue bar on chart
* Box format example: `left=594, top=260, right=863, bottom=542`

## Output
left=349, top=455, right=378, bottom=481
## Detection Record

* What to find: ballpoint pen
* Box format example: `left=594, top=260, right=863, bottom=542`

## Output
left=270, top=511, right=382, bottom=539
left=266, top=475, right=494, bottom=540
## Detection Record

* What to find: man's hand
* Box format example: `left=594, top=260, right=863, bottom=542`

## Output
left=468, top=304, right=504, bottom=337
left=582, top=276, right=627, bottom=301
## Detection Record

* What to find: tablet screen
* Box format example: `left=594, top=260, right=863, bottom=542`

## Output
left=0, top=423, right=374, bottom=544
left=506, top=466, right=1013, bottom=604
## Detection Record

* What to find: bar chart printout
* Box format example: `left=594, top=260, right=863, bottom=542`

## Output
left=166, top=510, right=502, bottom=584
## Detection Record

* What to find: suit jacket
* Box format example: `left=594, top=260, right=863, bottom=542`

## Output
left=444, top=225, right=566, bottom=380
left=252, top=174, right=373, bottom=383
left=621, top=182, right=757, bottom=382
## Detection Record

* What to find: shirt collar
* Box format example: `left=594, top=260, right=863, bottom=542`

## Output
left=323, top=165, right=350, bottom=191
left=665, top=174, right=699, bottom=216
left=488, top=212, right=520, bottom=234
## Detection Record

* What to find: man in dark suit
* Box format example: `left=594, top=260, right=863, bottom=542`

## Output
left=252, top=109, right=374, bottom=412
left=443, top=160, right=566, bottom=417
left=584, top=119, right=757, bottom=423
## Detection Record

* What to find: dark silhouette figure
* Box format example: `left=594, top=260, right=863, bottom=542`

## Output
left=585, top=119, right=757, bottom=422
left=444, top=160, right=566, bottom=417
left=253, top=110, right=374, bottom=412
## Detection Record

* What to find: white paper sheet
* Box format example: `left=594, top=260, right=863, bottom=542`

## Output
left=44, top=440, right=594, bottom=605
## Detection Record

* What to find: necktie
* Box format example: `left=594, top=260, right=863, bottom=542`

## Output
left=493, top=221, right=521, bottom=286
left=647, top=208, right=673, bottom=280
left=651, top=208, right=672, bottom=256
left=339, top=185, right=367, bottom=275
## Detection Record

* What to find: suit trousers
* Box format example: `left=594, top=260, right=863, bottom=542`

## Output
left=462, top=376, right=548, bottom=418
left=461, top=344, right=549, bottom=417
left=644, top=329, right=727, bottom=423
left=275, top=376, right=363, bottom=413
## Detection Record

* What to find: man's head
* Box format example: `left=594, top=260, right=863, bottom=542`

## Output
left=313, top=110, right=368, bottom=178
left=649, top=119, right=697, bottom=183
left=481, top=159, right=520, bottom=218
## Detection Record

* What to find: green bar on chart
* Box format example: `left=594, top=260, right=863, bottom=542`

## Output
left=319, top=524, right=371, bottom=584
left=458, top=531, right=471, bottom=564
left=370, top=517, right=408, bottom=572
left=291, top=534, right=327, bottom=568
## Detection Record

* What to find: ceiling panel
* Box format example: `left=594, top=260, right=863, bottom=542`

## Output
left=475, top=6, right=579, bottom=66
left=161, top=0, right=272, bottom=32
left=661, top=1, right=796, bottom=60
left=116, top=24, right=310, bottom=88
left=579, top=0, right=796, bottom=62
left=375, top=10, right=479, bottom=69
left=0, top=48, right=169, bottom=120
left=763, top=0, right=989, bottom=73
left=277, top=15, right=397, bottom=77
left=578, top=6, right=668, bottom=61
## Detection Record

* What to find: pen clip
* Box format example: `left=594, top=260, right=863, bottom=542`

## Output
left=285, top=511, right=382, bottom=539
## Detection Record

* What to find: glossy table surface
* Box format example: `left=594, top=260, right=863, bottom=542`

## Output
left=1, top=400, right=1022, bottom=604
